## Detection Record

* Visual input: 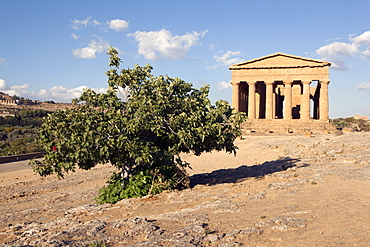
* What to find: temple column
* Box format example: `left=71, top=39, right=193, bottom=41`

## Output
left=265, top=81, right=274, bottom=119
left=239, top=83, right=247, bottom=113
left=248, top=81, right=256, bottom=119
left=301, top=80, right=311, bottom=120
left=273, top=87, right=277, bottom=118
left=283, top=81, right=292, bottom=119
left=231, top=82, right=240, bottom=111
left=319, top=80, right=330, bottom=120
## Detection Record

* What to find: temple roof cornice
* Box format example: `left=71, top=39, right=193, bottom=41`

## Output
left=229, top=52, right=331, bottom=70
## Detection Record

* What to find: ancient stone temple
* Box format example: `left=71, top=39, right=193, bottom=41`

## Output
left=229, top=52, right=335, bottom=134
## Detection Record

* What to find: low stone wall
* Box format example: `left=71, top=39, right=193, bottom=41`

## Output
left=0, top=152, right=45, bottom=164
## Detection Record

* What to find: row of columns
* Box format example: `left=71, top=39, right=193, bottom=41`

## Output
left=0, top=99, right=17, bottom=105
left=233, top=80, right=329, bottom=121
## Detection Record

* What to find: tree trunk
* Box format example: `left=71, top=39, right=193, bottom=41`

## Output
left=120, top=165, right=132, bottom=185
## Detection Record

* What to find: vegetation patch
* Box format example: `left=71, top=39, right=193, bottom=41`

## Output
left=332, top=117, right=370, bottom=132
left=0, top=109, right=50, bottom=156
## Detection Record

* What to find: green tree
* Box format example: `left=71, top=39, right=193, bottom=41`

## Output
left=30, top=47, right=245, bottom=203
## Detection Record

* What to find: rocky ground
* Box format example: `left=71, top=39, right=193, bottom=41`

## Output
left=1, top=132, right=370, bottom=246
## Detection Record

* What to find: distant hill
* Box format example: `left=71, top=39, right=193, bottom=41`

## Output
left=0, top=92, right=14, bottom=101
left=0, top=92, right=77, bottom=113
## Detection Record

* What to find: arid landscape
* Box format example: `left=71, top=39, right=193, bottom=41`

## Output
left=1, top=132, right=370, bottom=246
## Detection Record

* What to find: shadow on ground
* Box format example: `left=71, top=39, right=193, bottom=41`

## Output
left=190, top=157, right=306, bottom=187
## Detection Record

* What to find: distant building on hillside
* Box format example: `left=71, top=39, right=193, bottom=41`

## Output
left=354, top=115, right=369, bottom=121
left=0, top=111, right=15, bottom=117
left=0, top=93, right=18, bottom=106
left=0, top=99, right=17, bottom=106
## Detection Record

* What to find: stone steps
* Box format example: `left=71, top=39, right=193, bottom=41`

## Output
left=242, top=119, right=335, bottom=135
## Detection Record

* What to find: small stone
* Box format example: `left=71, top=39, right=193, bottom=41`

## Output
left=254, top=221, right=271, bottom=228
left=270, top=215, right=307, bottom=229
left=272, top=225, right=289, bottom=231
left=219, top=242, right=241, bottom=247
left=225, top=229, right=241, bottom=236
left=249, top=191, right=266, bottom=200
left=204, top=233, right=224, bottom=243
left=240, top=227, right=263, bottom=236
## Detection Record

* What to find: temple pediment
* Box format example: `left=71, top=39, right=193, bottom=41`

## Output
left=229, top=52, right=330, bottom=70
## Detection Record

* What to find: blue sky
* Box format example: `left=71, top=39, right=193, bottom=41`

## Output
left=1, top=0, right=370, bottom=118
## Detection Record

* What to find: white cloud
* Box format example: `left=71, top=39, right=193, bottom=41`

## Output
left=72, top=37, right=110, bottom=59
left=0, top=79, right=107, bottom=102
left=356, top=82, right=370, bottom=91
left=92, top=20, right=101, bottom=26
left=325, top=37, right=341, bottom=42
left=34, top=85, right=106, bottom=101
left=206, top=65, right=218, bottom=70
left=316, top=42, right=358, bottom=58
left=128, top=29, right=208, bottom=60
left=0, top=58, right=7, bottom=65
left=0, top=80, right=31, bottom=97
left=316, top=30, right=370, bottom=71
left=0, top=79, right=10, bottom=90
left=71, top=33, right=80, bottom=40
left=70, top=17, right=102, bottom=30
left=107, top=19, right=129, bottom=31
left=327, top=57, right=351, bottom=71
left=70, top=17, right=92, bottom=30
left=351, top=30, right=370, bottom=46
left=217, top=81, right=232, bottom=92
left=207, top=51, right=243, bottom=70
left=214, top=51, right=244, bottom=66
left=362, top=47, right=370, bottom=58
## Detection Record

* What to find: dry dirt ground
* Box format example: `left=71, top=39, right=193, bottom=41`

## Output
left=1, top=132, right=370, bottom=246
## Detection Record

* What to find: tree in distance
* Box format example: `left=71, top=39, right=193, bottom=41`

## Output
left=30, top=47, right=245, bottom=204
